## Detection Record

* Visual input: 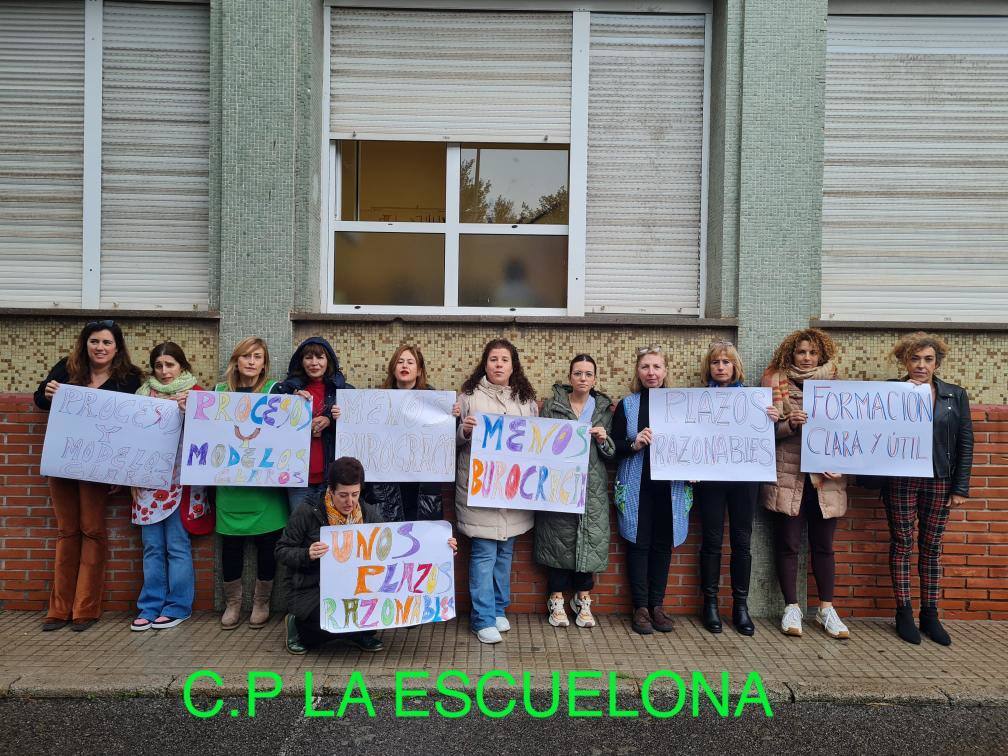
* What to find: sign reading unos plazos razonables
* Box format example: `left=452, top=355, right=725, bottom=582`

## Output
left=649, top=387, right=777, bottom=482
left=800, top=380, right=933, bottom=477
left=319, top=520, right=456, bottom=634
left=180, top=390, right=311, bottom=487
left=467, top=413, right=591, bottom=513
left=334, top=389, right=456, bottom=482
left=40, top=386, right=183, bottom=488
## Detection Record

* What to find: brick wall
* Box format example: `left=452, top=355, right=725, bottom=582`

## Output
left=1, top=395, right=1004, bottom=620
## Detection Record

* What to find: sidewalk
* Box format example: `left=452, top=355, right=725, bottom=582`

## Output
left=1, top=610, right=1006, bottom=706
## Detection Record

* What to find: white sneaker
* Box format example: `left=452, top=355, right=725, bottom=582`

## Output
left=816, top=606, right=850, bottom=640
left=571, top=595, right=596, bottom=628
left=474, top=626, right=502, bottom=644
left=547, top=597, right=569, bottom=627
left=781, top=604, right=803, bottom=637
left=495, top=616, right=511, bottom=633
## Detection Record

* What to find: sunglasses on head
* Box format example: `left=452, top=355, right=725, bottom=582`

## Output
left=86, top=319, right=116, bottom=329
left=636, top=345, right=663, bottom=356
left=709, top=339, right=735, bottom=349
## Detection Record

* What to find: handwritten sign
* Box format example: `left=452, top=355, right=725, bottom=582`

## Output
left=40, top=386, right=182, bottom=487
left=319, top=520, right=456, bottom=633
left=649, top=387, right=777, bottom=482
left=801, top=380, right=933, bottom=477
left=467, top=413, right=590, bottom=513
left=179, top=390, right=311, bottom=487
left=334, top=389, right=456, bottom=482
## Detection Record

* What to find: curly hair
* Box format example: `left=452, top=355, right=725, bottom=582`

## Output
left=382, top=344, right=430, bottom=390
left=460, top=338, right=536, bottom=404
left=766, top=328, right=838, bottom=372
left=891, top=331, right=949, bottom=368
left=65, top=320, right=142, bottom=387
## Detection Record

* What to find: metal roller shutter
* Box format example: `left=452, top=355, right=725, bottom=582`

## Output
left=100, top=0, right=210, bottom=310
left=584, top=14, right=706, bottom=315
left=330, top=8, right=572, bottom=143
left=0, top=1, right=84, bottom=307
left=822, top=15, right=1008, bottom=322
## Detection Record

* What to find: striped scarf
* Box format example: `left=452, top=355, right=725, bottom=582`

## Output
left=765, top=361, right=838, bottom=419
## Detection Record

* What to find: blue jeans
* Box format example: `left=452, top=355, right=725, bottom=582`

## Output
left=468, top=536, right=516, bottom=631
left=287, top=482, right=327, bottom=514
left=137, top=507, right=194, bottom=620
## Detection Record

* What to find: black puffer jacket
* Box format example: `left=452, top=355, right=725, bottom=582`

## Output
left=274, top=490, right=380, bottom=621
left=271, top=336, right=352, bottom=466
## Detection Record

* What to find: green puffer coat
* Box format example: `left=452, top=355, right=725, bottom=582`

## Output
left=533, top=383, right=615, bottom=574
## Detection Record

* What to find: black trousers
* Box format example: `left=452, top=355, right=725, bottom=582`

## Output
left=625, top=482, right=674, bottom=610
left=220, top=530, right=282, bottom=582
left=547, top=567, right=594, bottom=593
left=295, top=607, right=378, bottom=650
left=695, top=481, right=757, bottom=597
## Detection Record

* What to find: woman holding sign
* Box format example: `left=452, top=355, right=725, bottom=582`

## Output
left=271, top=337, right=352, bottom=514
left=761, top=328, right=849, bottom=640
left=884, top=332, right=973, bottom=646
left=215, top=337, right=288, bottom=630
left=129, top=343, right=207, bottom=631
left=612, top=346, right=690, bottom=636
left=457, top=339, right=538, bottom=644
left=694, top=340, right=779, bottom=636
left=34, top=320, right=143, bottom=631
left=535, top=354, right=615, bottom=629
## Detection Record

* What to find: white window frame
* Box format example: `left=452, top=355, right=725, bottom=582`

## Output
left=319, top=3, right=711, bottom=317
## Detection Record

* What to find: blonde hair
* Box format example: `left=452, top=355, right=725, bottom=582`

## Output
left=700, top=340, right=745, bottom=385
left=630, top=347, right=669, bottom=393
left=891, top=331, right=949, bottom=368
left=223, top=337, right=271, bottom=392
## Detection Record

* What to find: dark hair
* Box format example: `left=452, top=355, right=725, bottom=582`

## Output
left=767, top=328, right=838, bottom=372
left=148, top=342, right=192, bottom=373
left=65, top=320, right=141, bottom=386
left=382, top=344, right=429, bottom=390
left=569, top=353, right=597, bottom=374
left=290, top=342, right=334, bottom=381
left=328, top=456, right=365, bottom=488
left=460, top=338, right=536, bottom=405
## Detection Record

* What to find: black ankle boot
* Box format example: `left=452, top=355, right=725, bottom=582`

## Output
left=700, top=553, right=722, bottom=633
left=730, top=552, right=754, bottom=636
left=919, top=607, right=951, bottom=646
left=732, top=600, right=755, bottom=636
left=702, top=597, right=722, bottom=633
left=895, top=604, right=921, bottom=644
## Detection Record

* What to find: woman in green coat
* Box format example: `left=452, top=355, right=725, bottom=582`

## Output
left=534, top=354, right=615, bottom=628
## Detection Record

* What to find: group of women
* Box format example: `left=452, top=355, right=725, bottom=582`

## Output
left=33, top=323, right=973, bottom=650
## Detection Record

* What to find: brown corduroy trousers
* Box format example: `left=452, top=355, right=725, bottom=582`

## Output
left=46, top=477, right=108, bottom=621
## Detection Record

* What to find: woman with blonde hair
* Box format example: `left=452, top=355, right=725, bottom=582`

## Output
left=694, top=340, right=779, bottom=636
left=612, top=346, right=690, bottom=635
left=215, top=337, right=288, bottom=629
left=761, top=328, right=849, bottom=640
left=884, top=332, right=973, bottom=646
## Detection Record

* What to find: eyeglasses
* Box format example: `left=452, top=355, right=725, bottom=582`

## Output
left=636, top=345, right=663, bottom=356
left=86, top=319, right=116, bottom=329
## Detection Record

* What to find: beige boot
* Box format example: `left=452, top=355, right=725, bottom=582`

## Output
left=221, top=579, right=242, bottom=629
left=248, top=579, right=273, bottom=628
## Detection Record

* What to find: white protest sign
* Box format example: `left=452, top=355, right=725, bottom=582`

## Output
left=334, top=389, right=456, bottom=482
left=467, top=413, right=590, bottom=513
left=319, top=520, right=456, bottom=633
left=180, top=390, right=311, bottom=487
left=648, top=387, right=777, bottom=482
left=40, top=386, right=182, bottom=488
left=800, top=380, right=934, bottom=477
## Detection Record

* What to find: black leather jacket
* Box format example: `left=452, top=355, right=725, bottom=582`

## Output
left=931, top=376, right=974, bottom=496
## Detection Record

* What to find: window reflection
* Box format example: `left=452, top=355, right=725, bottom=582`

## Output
left=460, top=145, right=568, bottom=224
left=459, top=234, right=567, bottom=308
left=333, top=232, right=444, bottom=305
left=340, top=141, right=446, bottom=222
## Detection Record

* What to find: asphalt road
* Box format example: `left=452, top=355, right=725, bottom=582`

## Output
left=1, top=695, right=1006, bottom=755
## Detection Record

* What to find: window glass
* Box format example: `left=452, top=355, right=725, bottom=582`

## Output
left=333, top=232, right=444, bottom=306
left=340, top=141, right=446, bottom=222
left=459, top=234, right=567, bottom=308
left=459, top=145, right=568, bottom=224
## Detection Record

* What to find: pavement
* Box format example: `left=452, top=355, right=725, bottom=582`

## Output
left=1, top=609, right=1007, bottom=708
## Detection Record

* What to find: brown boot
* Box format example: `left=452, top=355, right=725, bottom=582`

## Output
left=650, top=606, right=674, bottom=633
left=248, top=579, right=274, bottom=628
left=631, top=607, right=654, bottom=635
left=221, top=579, right=242, bottom=630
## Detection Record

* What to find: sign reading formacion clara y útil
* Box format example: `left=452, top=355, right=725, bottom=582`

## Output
left=467, top=413, right=591, bottom=513
left=649, top=387, right=777, bottom=482
left=319, top=520, right=456, bottom=633
left=800, top=380, right=934, bottom=477
left=40, top=386, right=183, bottom=488
left=179, top=390, right=312, bottom=487
left=334, top=389, right=456, bottom=482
